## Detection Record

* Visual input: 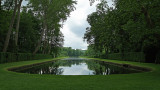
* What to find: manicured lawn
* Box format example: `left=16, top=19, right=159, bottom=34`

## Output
left=0, top=57, right=160, bottom=90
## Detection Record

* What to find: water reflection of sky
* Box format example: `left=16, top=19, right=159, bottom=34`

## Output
left=59, top=63, right=94, bottom=75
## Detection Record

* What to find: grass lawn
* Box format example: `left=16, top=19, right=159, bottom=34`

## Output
left=0, top=57, right=160, bottom=90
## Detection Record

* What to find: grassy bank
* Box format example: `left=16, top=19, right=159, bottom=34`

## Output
left=0, top=58, right=160, bottom=90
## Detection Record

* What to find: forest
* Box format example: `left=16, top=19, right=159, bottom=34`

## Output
left=0, top=0, right=76, bottom=57
left=0, top=0, right=160, bottom=89
left=0, top=0, right=160, bottom=63
left=84, top=0, right=160, bottom=63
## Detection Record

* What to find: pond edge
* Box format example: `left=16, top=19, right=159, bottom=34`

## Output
left=89, top=58, right=153, bottom=72
left=7, top=58, right=153, bottom=73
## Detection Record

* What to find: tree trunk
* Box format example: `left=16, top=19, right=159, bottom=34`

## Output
left=0, top=0, right=1, bottom=10
left=47, top=36, right=51, bottom=54
left=33, top=15, right=47, bottom=55
left=15, top=0, right=23, bottom=49
left=33, top=29, right=45, bottom=55
left=48, top=45, right=51, bottom=54
left=48, top=32, right=53, bottom=54
left=105, top=47, right=108, bottom=58
left=42, top=27, right=48, bottom=54
left=3, top=0, right=18, bottom=52
left=141, top=6, right=153, bottom=28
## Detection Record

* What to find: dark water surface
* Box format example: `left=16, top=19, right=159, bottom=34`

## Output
left=14, top=58, right=141, bottom=75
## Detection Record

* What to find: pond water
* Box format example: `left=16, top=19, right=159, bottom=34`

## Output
left=13, top=58, right=141, bottom=75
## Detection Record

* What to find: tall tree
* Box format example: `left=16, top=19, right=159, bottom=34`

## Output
left=18, top=8, right=41, bottom=53
left=15, top=0, right=23, bottom=49
left=0, top=0, right=1, bottom=10
left=29, top=0, right=76, bottom=55
left=84, top=0, right=160, bottom=62
left=3, top=0, right=18, bottom=52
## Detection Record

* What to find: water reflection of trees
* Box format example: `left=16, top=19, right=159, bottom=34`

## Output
left=19, top=60, right=87, bottom=75
left=20, top=62, right=63, bottom=75
left=18, top=59, right=140, bottom=75
left=86, top=60, right=110, bottom=75
left=57, top=60, right=86, bottom=67
left=86, top=60, right=139, bottom=75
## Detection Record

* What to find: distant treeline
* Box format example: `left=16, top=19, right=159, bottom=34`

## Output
left=59, top=47, right=85, bottom=57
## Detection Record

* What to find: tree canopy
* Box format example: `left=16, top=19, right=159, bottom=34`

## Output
left=84, top=0, right=160, bottom=62
left=0, top=0, right=76, bottom=57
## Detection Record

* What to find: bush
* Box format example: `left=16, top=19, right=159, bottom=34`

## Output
left=108, top=52, right=145, bottom=62
left=0, top=52, right=52, bottom=64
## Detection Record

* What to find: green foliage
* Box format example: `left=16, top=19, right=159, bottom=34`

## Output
left=28, top=0, right=76, bottom=54
left=84, top=0, right=160, bottom=63
left=17, top=8, right=41, bottom=53
left=0, top=10, right=11, bottom=51
left=0, top=0, right=76, bottom=58
left=84, top=45, right=103, bottom=58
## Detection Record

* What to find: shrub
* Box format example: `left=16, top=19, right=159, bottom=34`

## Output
left=108, top=52, right=145, bottom=62
left=0, top=52, right=52, bottom=64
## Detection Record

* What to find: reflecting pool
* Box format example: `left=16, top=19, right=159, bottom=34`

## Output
left=13, top=58, right=141, bottom=75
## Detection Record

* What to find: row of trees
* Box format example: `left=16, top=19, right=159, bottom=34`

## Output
left=60, top=47, right=85, bottom=57
left=84, top=0, right=160, bottom=62
left=0, top=0, right=76, bottom=56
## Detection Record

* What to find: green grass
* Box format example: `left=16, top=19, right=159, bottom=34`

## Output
left=0, top=57, right=160, bottom=90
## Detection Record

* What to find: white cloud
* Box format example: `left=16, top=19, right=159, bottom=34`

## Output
left=62, top=24, right=88, bottom=50
left=61, top=0, right=114, bottom=50
left=60, top=63, right=94, bottom=75
left=22, top=0, right=28, bottom=6
left=61, top=0, right=100, bottom=50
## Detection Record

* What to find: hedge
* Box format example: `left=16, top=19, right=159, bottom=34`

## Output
left=0, top=52, right=52, bottom=64
left=156, top=52, right=160, bottom=63
left=108, top=52, right=145, bottom=62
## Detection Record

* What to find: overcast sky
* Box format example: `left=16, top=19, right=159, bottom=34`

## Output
left=60, top=0, right=100, bottom=50
left=22, top=0, right=113, bottom=50
left=61, top=0, right=113, bottom=50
